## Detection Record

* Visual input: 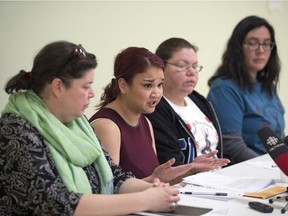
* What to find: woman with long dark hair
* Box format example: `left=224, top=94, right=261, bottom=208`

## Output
left=207, top=15, right=285, bottom=165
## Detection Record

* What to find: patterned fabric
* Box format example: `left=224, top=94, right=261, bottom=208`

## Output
left=0, top=113, right=135, bottom=216
left=2, top=90, right=113, bottom=194
left=165, top=96, right=219, bottom=157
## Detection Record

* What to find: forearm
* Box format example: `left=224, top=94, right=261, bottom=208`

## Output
left=75, top=192, right=148, bottom=216
left=75, top=178, right=179, bottom=215
left=118, top=177, right=152, bottom=193
left=142, top=175, right=154, bottom=183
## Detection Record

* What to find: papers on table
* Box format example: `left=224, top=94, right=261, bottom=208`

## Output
left=245, top=160, right=278, bottom=170
left=181, top=172, right=275, bottom=199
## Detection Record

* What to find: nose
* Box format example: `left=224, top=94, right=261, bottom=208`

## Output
left=257, top=44, right=265, bottom=52
left=151, top=88, right=162, bottom=98
left=186, top=66, right=197, bottom=75
left=89, top=88, right=95, bottom=99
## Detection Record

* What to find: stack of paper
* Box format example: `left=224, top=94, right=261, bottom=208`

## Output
left=182, top=172, right=275, bottom=195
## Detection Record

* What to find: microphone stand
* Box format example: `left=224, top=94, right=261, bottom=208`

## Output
left=257, top=128, right=288, bottom=213
left=269, top=187, right=288, bottom=214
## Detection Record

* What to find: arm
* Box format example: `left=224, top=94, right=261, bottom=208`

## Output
left=207, top=82, right=258, bottom=164
left=222, top=133, right=258, bottom=164
left=91, top=118, right=121, bottom=164
left=144, top=151, right=230, bottom=185
left=75, top=178, right=180, bottom=216
left=79, top=148, right=179, bottom=215
left=0, top=114, right=80, bottom=214
left=1, top=115, right=180, bottom=216
left=91, top=116, right=191, bottom=185
left=144, top=117, right=196, bottom=184
left=143, top=158, right=196, bottom=184
left=146, top=117, right=157, bottom=154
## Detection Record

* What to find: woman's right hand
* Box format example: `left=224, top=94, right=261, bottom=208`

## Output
left=142, top=179, right=180, bottom=213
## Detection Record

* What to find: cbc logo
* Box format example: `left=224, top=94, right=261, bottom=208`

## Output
left=266, top=136, right=278, bottom=146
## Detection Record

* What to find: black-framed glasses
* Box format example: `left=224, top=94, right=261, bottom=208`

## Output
left=57, top=44, right=87, bottom=73
left=243, top=40, right=275, bottom=51
left=166, top=62, right=203, bottom=72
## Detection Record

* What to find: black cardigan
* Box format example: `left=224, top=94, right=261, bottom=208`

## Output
left=145, top=91, right=223, bottom=166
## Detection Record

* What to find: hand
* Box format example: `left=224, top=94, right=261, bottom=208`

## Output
left=191, top=150, right=230, bottom=173
left=143, top=182, right=180, bottom=212
left=151, top=158, right=194, bottom=183
left=152, top=178, right=170, bottom=188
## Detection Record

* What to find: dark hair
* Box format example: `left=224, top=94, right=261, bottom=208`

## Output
left=98, top=47, right=164, bottom=108
left=5, top=40, right=97, bottom=95
left=208, top=15, right=280, bottom=96
left=155, top=37, right=198, bottom=63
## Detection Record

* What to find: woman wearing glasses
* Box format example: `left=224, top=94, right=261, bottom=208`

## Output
left=0, top=41, right=180, bottom=215
left=207, top=15, right=285, bottom=165
left=146, top=37, right=229, bottom=173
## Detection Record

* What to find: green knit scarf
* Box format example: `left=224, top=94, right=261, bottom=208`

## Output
left=2, top=90, right=113, bottom=194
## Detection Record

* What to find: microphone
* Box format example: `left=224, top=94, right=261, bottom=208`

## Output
left=257, top=127, right=288, bottom=176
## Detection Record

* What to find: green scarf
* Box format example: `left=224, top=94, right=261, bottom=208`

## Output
left=2, top=90, right=113, bottom=194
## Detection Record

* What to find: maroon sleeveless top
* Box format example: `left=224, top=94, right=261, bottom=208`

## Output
left=89, top=108, right=159, bottom=178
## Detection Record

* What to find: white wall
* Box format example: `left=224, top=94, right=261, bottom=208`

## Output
left=1, top=1, right=287, bottom=133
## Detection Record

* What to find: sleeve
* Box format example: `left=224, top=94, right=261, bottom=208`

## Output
left=146, top=102, right=186, bottom=166
left=207, top=82, right=259, bottom=164
left=0, top=115, right=81, bottom=216
left=222, top=133, right=259, bottom=165
left=207, top=83, right=244, bottom=133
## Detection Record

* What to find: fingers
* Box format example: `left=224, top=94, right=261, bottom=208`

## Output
left=171, top=164, right=193, bottom=175
left=152, top=178, right=161, bottom=187
left=170, top=191, right=180, bottom=210
left=152, top=178, right=170, bottom=188
left=214, top=158, right=230, bottom=166
left=170, top=202, right=178, bottom=210
left=206, top=150, right=218, bottom=157
left=162, top=158, right=176, bottom=168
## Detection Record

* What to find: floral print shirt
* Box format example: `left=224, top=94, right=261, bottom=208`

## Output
left=0, top=113, right=134, bottom=216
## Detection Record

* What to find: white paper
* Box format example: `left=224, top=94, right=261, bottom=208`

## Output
left=182, top=172, right=275, bottom=194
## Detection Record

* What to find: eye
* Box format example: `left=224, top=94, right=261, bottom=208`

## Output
left=263, top=42, right=271, bottom=48
left=191, top=64, right=198, bottom=69
left=144, top=83, right=152, bottom=88
left=176, top=63, right=187, bottom=69
left=157, top=82, right=163, bottom=88
left=248, top=40, right=258, bottom=46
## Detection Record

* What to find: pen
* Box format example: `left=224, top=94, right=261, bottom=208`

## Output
left=180, top=191, right=228, bottom=196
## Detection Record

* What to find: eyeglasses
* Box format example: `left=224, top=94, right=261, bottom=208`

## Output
left=57, top=44, right=87, bottom=72
left=243, top=40, right=275, bottom=51
left=166, top=62, right=203, bottom=72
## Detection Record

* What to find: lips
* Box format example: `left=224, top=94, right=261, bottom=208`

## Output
left=83, top=104, right=89, bottom=109
left=184, top=80, right=196, bottom=86
left=148, top=100, right=158, bottom=107
left=254, top=59, right=266, bottom=63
